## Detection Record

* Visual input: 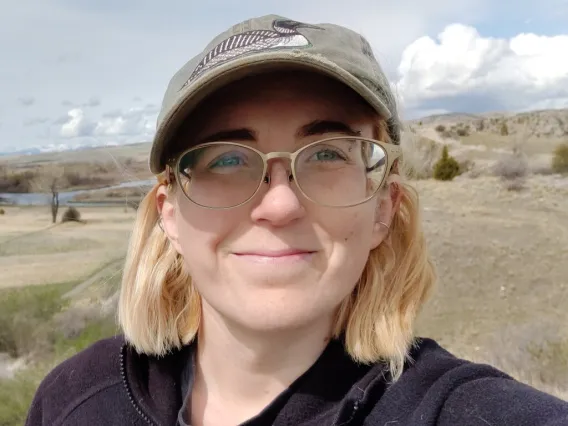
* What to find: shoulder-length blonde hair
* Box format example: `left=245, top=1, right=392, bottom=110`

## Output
left=118, top=119, right=436, bottom=381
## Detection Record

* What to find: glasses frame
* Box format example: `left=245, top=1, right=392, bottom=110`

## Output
left=165, top=136, right=402, bottom=209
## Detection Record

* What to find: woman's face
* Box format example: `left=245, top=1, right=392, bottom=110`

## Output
left=159, top=72, right=397, bottom=333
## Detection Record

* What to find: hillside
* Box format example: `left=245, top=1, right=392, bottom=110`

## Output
left=409, top=108, right=568, bottom=141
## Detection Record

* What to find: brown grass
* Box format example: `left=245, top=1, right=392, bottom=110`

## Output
left=0, top=206, right=136, bottom=288
left=0, top=159, right=151, bottom=193
left=415, top=175, right=568, bottom=398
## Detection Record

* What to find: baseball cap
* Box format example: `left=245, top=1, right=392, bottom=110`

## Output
left=149, top=14, right=401, bottom=174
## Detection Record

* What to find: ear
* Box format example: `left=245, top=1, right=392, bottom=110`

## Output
left=370, top=178, right=402, bottom=249
left=156, top=184, right=183, bottom=255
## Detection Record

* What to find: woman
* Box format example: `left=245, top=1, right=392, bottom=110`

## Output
left=26, top=14, right=568, bottom=426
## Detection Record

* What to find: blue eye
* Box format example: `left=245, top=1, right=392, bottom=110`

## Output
left=209, top=154, right=245, bottom=169
left=310, top=149, right=345, bottom=162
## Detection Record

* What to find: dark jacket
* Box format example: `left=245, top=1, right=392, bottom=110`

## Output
left=25, top=334, right=568, bottom=425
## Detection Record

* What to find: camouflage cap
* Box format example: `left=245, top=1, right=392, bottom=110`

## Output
left=149, top=14, right=401, bottom=174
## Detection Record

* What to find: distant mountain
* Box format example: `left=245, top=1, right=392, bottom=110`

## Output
left=0, top=141, right=147, bottom=157
left=0, top=147, right=43, bottom=157
left=407, top=108, right=568, bottom=140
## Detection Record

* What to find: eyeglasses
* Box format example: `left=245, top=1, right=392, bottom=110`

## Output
left=166, top=137, right=401, bottom=209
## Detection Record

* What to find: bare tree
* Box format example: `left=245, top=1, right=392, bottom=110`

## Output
left=32, top=165, right=67, bottom=223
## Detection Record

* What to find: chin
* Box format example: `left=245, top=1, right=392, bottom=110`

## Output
left=215, top=286, right=342, bottom=334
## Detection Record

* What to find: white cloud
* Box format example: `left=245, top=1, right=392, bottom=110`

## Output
left=396, top=24, right=568, bottom=113
left=94, top=105, right=158, bottom=137
left=57, top=105, right=157, bottom=143
left=60, top=108, right=95, bottom=138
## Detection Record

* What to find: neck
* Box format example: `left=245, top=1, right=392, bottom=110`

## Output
left=191, top=303, right=334, bottom=425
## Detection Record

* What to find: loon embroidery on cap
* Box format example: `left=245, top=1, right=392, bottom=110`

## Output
left=180, top=19, right=322, bottom=90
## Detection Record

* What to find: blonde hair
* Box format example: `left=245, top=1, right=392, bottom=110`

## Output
left=118, top=119, right=436, bottom=381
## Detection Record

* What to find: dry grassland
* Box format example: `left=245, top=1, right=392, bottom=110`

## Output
left=0, top=206, right=136, bottom=289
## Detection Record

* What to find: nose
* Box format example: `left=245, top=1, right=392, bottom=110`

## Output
left=250, top=162, right=305, bottom=226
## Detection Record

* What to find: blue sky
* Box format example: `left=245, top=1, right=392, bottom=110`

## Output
left=1, top=0, right=567, bottom=154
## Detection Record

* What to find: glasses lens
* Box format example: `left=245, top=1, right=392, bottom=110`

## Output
left=177, top=143, right=264, bottom=208
left=295, top=139, right=388, bottom=207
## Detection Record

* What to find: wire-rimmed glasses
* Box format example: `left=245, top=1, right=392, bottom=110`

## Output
left=165, top=137, right=401, bottom=209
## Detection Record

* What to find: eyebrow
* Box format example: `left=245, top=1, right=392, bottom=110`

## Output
left=196, top=120, right=361, bottom=144
left=198, top=128, right=256, bottom=143
left=296, top=120, right=362, bottom=138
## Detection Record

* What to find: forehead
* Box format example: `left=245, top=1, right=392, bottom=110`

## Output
left=167, top=71, right=377, bottom=156
left=190, top=71, right=373, bottom=125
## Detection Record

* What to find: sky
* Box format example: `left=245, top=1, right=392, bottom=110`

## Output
left=1, top=0, right=567, bottom=154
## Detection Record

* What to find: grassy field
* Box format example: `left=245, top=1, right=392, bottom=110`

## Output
left=0, top=206, right=136, bottom=288
left=415, top=175, right=568, bottom=399
left=0, top=171, right=567, bottom=424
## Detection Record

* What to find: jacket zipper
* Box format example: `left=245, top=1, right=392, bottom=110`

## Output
left=120, top=344, right=158, bottom=426
left=333, top=399, right=361, bottom=426
left=345, top=400, right=360, bottom=425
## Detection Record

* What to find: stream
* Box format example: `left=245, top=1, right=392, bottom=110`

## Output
left=0, top=179, right=155, bottom=206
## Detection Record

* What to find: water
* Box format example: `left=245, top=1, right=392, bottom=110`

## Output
left=0, top=179, right=155, bottom=206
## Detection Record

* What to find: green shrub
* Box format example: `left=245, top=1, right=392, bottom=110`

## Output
left=53, top=316, right=118, bottom=358
left=433, top=146, right=460, bottom=181
left=61, top=207, right=81, bottom=223
left=0, top=369, right=44, bottom=426
left=552, top=142, right=568, bottom=174
left=0, top=283, right=74, bottom=357
left=0, top=208, right=5, bottom=215
left=0, top=317, right=118, bottom=426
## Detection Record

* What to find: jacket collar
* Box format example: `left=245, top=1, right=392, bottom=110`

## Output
left=122, top=340, right=194, bottom=426
left=121, top=337, right=392, bottom=426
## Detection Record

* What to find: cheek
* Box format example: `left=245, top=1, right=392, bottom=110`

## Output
left=315, top=205, right=377, bottom=248
left=174, top=197, right=243, bottom=259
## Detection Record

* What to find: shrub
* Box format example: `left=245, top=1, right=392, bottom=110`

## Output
left=435, top=124, right=446, bottom=133
left=493, top=146, right=529, bottom=182
left=400, top=135, right=442, bottom=180
left=0, top=170, right=37, bottom=193
left=0, top=283, right=73, bottom=357
left=61, top=207, right=81, bottom=223
left=433, top=146, right=460, bottom=181
left=0, top=368, right=45, bottom=426
left=552, top=142, right=568, bottom=174
left=0, top=315, right=118, bottom=426
left=0, top=208, right=4, bottom=215
left=500, top=122, right=509, bottom=136
left=457, top=128, right=469, bottom=137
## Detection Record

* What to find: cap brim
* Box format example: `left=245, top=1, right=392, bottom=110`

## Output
left=150, top=50, right=392, bottom=174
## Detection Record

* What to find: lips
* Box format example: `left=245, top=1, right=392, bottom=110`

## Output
left=233, top=249, right=315, bottom=258
left=230, top=248, right=317, bottom=266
